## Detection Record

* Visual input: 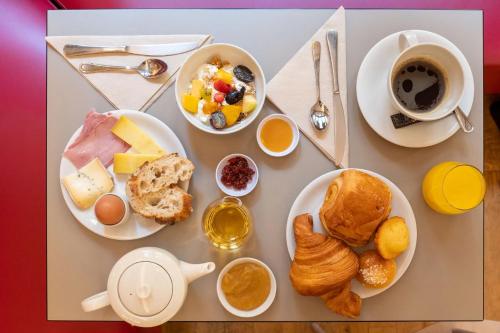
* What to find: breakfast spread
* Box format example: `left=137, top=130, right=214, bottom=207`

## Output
left=319, top=169, right=392, bottom=247
left=220, top=156, right=255, bottom=190
left=181, top=56, right=257, bottom=130
left=203, top=196, right=251, bottom=250
left=221, top=262, right=271, bottom=311
left=62, top=158, right=114, bottom=209
left=126, top=153, right=194, bottom=224
left=357, top=250, right=397, bottom=289
left=54, top=26, right=484, bottom=323
left=94, top=194, right=126, bottom=226
left=64, top=110, right=130, bottom=168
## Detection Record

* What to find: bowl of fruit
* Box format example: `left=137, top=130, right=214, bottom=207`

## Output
left=175, top=43, right=266, bottom=135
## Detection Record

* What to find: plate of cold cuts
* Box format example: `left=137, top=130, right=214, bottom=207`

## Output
left=59, top=109, right=189, bottom=240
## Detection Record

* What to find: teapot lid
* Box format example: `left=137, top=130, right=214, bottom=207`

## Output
left=117, top=261, right=173, bottom=317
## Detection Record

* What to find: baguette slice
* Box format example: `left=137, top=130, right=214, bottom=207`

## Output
left=126, top=153, right=195, bottom=224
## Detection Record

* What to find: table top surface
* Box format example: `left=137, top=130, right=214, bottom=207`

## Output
left=47, top=8, right=483, bottom=322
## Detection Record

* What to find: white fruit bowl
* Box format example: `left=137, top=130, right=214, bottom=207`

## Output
left=175, top=43, right=266, bottom=135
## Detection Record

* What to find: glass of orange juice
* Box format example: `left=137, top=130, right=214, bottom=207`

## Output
left=422, top=161, right=486, bottom=215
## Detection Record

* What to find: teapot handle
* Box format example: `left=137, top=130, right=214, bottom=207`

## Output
left=81, top=291, right=110, bottom=312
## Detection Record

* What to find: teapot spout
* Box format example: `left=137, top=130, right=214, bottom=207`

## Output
left=180, top=261, right=216, bottom=284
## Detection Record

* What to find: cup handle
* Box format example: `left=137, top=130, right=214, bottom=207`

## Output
left=399, top=31, right=419, bottom=51
left=81, top=291, right=110, bottom=312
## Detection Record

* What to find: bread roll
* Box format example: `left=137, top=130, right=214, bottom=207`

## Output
left=126, top=153, right=194, bottom=224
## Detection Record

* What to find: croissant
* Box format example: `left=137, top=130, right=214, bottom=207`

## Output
left=320, top=170, right=392, bottom=247
left=289, top=213, right=359, bottom=295
left=321, top=281, right=361, bottom=319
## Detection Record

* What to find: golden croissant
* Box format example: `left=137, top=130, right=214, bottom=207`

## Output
left=321, top=281, right=361, bottom=319
left=320, top=170, right=392, bottom=247
left=289, top=213, right=361, bottom=318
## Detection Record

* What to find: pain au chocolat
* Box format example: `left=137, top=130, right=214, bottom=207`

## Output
left=319, top=170, right=392, bottom=247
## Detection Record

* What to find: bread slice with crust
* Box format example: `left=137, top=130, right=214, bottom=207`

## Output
left=126, top=153, right=194, bottom=224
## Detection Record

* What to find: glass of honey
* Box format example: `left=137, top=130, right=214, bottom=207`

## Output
left=257, top=114, right=299, bottom=157
left=202, top=196, right=252, bottom=250
left=422, top=161, right=486, bottom=215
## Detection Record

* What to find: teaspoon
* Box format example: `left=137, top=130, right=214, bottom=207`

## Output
left=454, top=106, right=474, bottom=133
left=79, top=58, right=167, bottom=79
left=310, top=41, right=329, bottom=131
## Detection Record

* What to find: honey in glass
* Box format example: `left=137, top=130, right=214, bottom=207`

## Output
left=202, top=196, right=252, bottom=250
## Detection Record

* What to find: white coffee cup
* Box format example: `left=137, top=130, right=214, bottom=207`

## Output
left=388, top=31, right=465, bottom=121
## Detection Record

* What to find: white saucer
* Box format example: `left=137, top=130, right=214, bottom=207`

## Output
left=356, top=30, right=474, bottom=148
left=60, top=110, right=188, bottom=240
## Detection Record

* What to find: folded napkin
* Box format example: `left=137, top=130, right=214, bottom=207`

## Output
left=46, top=35, right=212, bottom=111
left=267, top=7, right=348, bottom=167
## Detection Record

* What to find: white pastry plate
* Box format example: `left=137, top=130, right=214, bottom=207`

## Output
left=286, top=168, right=417, bottom=299
left=356, top=30, right=474, bottom=148
left=60, top=110, right=188, bottom=240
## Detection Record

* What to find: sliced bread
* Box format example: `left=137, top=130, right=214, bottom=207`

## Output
left=126, top=153, right=195, bottom=224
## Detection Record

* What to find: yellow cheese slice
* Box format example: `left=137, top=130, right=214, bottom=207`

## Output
left=111, top=116, right=165, bottom=155
left=62, top=158, right=114, bottom=209
left=113, top=153, right=162, bottom=174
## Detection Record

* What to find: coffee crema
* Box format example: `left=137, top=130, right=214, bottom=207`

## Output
left=393, top=60, right=446, bottom=112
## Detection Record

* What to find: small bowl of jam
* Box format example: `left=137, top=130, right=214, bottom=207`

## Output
left=216, top=257, right=277, bottom=318
left=215, top=154, right=258, bottom=197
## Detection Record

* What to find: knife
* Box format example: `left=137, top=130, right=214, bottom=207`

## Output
left=326, top=29, right=347, bottom=169
left=63, top=40, right=203, bottom=57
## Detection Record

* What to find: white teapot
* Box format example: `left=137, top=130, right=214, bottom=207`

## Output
left=81, top=247, right=215, bottom=327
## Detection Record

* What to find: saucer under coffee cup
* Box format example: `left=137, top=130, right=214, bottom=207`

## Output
left=388, top=31, right=465, bottom=122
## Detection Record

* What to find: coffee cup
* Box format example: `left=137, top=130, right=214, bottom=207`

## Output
left=388, top=31, right=465, bottom=122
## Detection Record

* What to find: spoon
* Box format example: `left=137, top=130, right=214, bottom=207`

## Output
left=79, top=58, right=167, bottom=79
left=310, top=41, right=329, bottom=131
left=454, top=106, right=474, bottom=133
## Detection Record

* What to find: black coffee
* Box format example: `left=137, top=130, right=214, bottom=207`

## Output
left=393, top=60, right=445, bottom=112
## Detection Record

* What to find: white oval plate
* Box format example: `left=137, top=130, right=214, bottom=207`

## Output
left=60, top=110, right=188, bottom=240
left=356, top=30, right=474, bottom=148
left=286, top=168, right=417, bottom=299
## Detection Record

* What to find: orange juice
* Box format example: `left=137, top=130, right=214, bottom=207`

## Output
left=260, top=118, right=293, bottom=152
left=422, top=161, right=486, bottom=214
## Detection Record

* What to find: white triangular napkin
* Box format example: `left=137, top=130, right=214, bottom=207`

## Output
left=46, top=35, right=212, bottom=111
left=267, top=7, right=348, bottom=167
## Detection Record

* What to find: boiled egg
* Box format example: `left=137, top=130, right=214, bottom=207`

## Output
left=94, top=194, right=126, bottom=226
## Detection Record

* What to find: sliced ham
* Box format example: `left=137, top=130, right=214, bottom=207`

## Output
left=64, top=109, right=130, bottom=168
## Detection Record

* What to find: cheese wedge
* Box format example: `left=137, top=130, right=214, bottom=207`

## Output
left=113, top=153, right=162, bottom=174
left=62, top=158, right=114, bottom=209
left=111, top=116, right=165, bottom=155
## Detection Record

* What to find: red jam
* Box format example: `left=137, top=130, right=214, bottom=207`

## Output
left=221, top=157, right=255, bottom=190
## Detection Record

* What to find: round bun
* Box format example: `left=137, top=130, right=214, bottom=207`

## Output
left=374, top=216, right=410, bottom=259
left=356, top=250, right=396, bottom=289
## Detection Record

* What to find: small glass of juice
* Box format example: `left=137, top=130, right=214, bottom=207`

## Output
left=422, top=161, right=486, bottom=215
left=202, top=196, right=252, bottom=250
